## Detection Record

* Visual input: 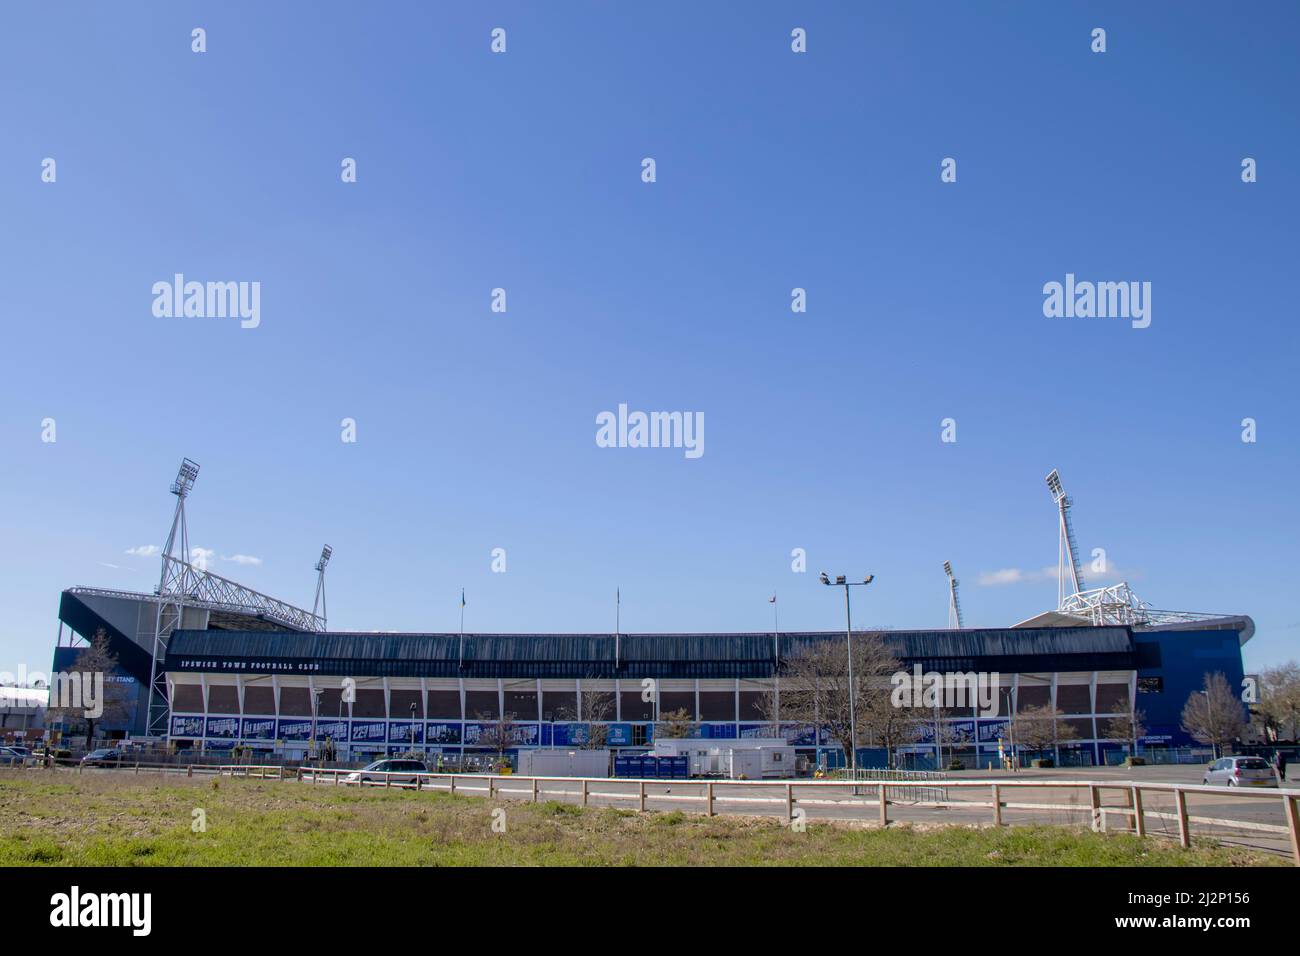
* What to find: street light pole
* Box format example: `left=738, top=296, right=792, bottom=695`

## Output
left=820, top=572, right=874, bottom=773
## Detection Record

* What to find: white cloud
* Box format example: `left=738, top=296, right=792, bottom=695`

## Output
left=977, top=566, right=1057, bottom=587
left=190, top=547, right=215, bottom=571
left=125, top=545, right=161, bottom=557
left=224, top=554, right=263, bottom=566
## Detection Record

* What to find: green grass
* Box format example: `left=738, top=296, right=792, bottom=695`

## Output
left=0, top=771, right=1284, bottom=867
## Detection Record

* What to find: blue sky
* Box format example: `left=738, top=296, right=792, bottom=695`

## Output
left=2, top=2, right=1297, bottom=676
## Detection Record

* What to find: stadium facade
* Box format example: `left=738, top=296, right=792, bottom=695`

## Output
left=54, top=586, right=1254, bottom=769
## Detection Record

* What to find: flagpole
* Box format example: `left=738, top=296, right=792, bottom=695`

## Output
left=772, top=594, right=779, bottom=661
left=458, top=588, right=465, bottom=668
left=615, top=588, right=620, bottom=668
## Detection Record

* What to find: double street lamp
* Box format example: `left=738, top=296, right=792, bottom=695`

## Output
left=819, top=572, right=874, bottom=772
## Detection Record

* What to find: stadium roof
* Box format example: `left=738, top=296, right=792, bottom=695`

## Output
left=166, top=626, right=1140, bottom=679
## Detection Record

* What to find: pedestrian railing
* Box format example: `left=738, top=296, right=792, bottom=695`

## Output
left=839, top=768, right=947, bottom=804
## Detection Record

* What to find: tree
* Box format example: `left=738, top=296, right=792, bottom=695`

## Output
left=553, top=681, right=615, bottom=749
left=1103, top=709, right=1148, bottom=754
left=654, top=708, right=694, bottom=740
left=1181, top=672, right=1246, bottom=757
left=933, top=719, right=974, bottom=769
left=768, top=633, right=900, bottom=767
left=47, top=629, right=131, bottom=749
left=1257, top=662, right=1300, bottom=742
left=1008, top=705, right=1077, bottom=761
left=474, top=711, right=519, bottom=766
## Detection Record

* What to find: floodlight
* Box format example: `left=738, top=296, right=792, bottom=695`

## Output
left=943, top=561, right=953, bottom=578
left=1046, top=469, right=1064, bottom=502
left=864, top=575, right=874, bottom=585
left=819, top=571, right=830, bottom=585
left=316, top=545, right=333, bottom=572
left=835, top=575, right=846, bottom=585
left=171, top=458, right=200, bottom=497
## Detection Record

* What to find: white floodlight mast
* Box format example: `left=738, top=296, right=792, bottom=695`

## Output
left=147, top=458, right=199, bottom=737
left=313, top=545, right=332, bottom=631
left=1046, top=469, right=1086, bottom=607
left=944, top=561, right=964, bottom=629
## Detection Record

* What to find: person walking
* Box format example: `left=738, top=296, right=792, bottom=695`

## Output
left=1278, top=749, right=1288, bottom=782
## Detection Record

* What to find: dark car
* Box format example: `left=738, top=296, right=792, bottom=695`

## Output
left=0, top=747, right=26, bottom=766
left=80, top=748, right=123, bottom=767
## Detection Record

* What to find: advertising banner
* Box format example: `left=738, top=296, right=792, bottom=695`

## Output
left=169, top=715, right=204, bottom=738
left=425, top=722, right=461, bottom=745
left=205, top=717, right=239, bottom=739
left=605, top=723, right=633, bottom=746
left=241, top=717, right=276, bottom=740
left=350, top=720, right=387, bottom=743
left=387, top=721, right=424, bottom=744
left=277, top=719, right=315, bottom=741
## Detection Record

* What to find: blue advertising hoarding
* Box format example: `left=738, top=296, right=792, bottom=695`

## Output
left=977, top=719, right=1009, bottom=743
left=241, top=717, right=276, bottom=740
left=350, top=720, right=387, bottom=743
left=605, top=723, right=633, bottom=746
left=206, top=716, right=239, bottom=739
left=277, top=719, right=315, bottom=741
left=425, top=722, right=461, bottom=745
left=387, top=721, right=424, bottom=744
left=170, top=715, right=204, bottom=737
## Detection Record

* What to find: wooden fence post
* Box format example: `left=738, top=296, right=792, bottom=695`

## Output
left=639, top=780, right=646, bottom=812
left=532, top=778, right=539, bottom=803
left=1175, top=788, right=1191, bottom=849
left=786, top=783, right=794, bottom=823
left=1283, top=793, right=1300, bottom=867
left=991, top=784, right=1001, bottom=826
left=1132, top=786, right=1145, bottom=837
left=706, top=782, right=715, bottom=817
left=581, top=778, right=588, bottom=807
left=1089, top=786, right=1102, bottom=832
left=878, top=784, right=888, bottom=827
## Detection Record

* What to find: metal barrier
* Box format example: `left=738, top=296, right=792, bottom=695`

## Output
left=840, top=768, right=947, bottom=804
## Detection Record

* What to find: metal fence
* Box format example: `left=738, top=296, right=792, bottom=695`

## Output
left=838, top=768, right=948, bottom=803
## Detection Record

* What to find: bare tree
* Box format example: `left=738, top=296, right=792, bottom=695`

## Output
left=933, top=720, right=974, bottom=769
left=47, top=629, right=131, bottom=749
left=654, top=708, right=694, bottom=740
left=474, top=711, right=519, bottom=766
left=1257, top=662, right=1300, bottom=742
left=1103, top=709, right=1148, bottom=755
left=1008, top=705, right=1077, bottom=762
left=553, top=683, right=616, bottom=749
left=1181, top=672, right=1246, bottom=758
left=770, top=633, right=900, bottom=766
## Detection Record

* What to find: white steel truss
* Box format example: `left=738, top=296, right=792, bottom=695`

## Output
left=1059, top=582, right=1236, bottom=628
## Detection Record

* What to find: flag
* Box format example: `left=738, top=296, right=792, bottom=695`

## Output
left=769, top=594, right=776, bottom=603
left=460, top=589, right=466, bottom=608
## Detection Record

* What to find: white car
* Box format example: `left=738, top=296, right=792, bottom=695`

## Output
left=342, top=758, right=428, bottom=786
left=1202, top=756, right=1277, bottom=788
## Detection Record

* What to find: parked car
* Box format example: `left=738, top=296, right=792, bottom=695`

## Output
left=342, top=759, right=428, bottom=786
left=0, top=748, right=26, bottom=766
left=33, top=747, right=72, bottom=761
left=80, top=748, right=123, bottom=767
left=1202, top=756, right=1277, bottom=788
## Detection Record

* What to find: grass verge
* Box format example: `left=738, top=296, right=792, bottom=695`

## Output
left=0, top=771, right=1283, bottom=867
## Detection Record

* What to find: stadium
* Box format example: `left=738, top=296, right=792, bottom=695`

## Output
left=49, top=460, right=1255, bottom=769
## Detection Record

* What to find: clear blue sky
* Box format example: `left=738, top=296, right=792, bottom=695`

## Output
left=2, top=2, right=1297, bottom=677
